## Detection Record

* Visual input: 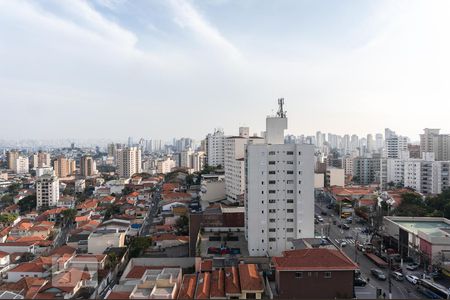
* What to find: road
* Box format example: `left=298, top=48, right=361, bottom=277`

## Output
left=314, top=200, right=423, bottom=299
left=140, top=186, right=161, bottom=236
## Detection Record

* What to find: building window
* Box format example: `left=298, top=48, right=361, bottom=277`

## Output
left=324, top=272, right=332, bottom=279
left=269, top=199, right=276, bottom=203
left=269, top=219, right=276, bottom=223
left=269, top=238, right=276, bottom=242
left=287, top=209, right=294, bottom=213
left=269, top=180, right=276, bottom=184
left=269, top=171, right=276, bottom=174
left=287, top=199, right=294, bottom=203
left=287, top=228, right=294, bottom=232
left=269, top=190, right=276, bottom=194
left=269, top=228, right=276, bottom=232
left=298, top=152, right=302, bottom=155
left=287, top=170, right=293, bottom=174
left=287, top=190, right=294, bottom=194
left=287, top=151, right=294, bottom=155
left=269, top=161, right=276, bottom=165
left=287, top=161, right=294, bottom=165
left=295, top=272, right=303, bottom=279
left=269, top=151, right=276, bottom=155
left=287, top=180, right=294, bottom=184
left=269, top=209, right=276, bottom=213
left=287, top=219, right=294, bottom=222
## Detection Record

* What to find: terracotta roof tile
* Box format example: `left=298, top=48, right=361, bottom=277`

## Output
left=224, top=266, right=240, bottom=295
left=177, top=274, right=197, bottom=299
left=238, top=264, right=264, bottom=292
left=210, top=269, right=225, bottom=298
left=195, top=272, right=211, bottom=299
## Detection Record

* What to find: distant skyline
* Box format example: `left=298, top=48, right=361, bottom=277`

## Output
left=1, top=0, right=450, bottom=140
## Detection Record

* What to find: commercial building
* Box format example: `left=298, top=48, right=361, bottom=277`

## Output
left=246, top=100, right=315, bottom=256
left=36, top=174, right=60, bottom=209
left=272, top=248, right=358, bottom=299
left=117, top=147, right=142, bottom=178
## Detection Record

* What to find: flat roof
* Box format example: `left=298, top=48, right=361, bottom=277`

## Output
left=395, top=220, right=450, bottom=237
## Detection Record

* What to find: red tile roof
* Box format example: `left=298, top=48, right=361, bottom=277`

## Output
left=238, top=264, right=264, bottom=292
left=272, top=248, right=359, bottom=271
left=195, top=272, right=211, bottom=299
left=177, top=274, right=197, bottom=299
left=200, top=259, right=213, bottom=272
left=10, top=262, right=46, bottom=273
left=107, top=292, right=132, bottom=299
left=125, top=266, right=166, bottom=279
left=0, top=251, right=9, bottom=258
left=224, top=267, right=240, bottom=295
left=210, top=269, right=225, bottom=298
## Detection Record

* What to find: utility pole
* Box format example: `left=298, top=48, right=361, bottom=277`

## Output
left=355, top=232, right=359, bottom=264
left=388, top=255, right=392, bottom=299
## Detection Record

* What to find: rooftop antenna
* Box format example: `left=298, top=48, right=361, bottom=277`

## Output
left=277, top=98, right=287, bottom=118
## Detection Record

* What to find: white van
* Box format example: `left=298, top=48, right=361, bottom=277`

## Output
left=392, top=271, right=404, bottom=281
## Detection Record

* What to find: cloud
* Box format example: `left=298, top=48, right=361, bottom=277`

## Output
left=167, top=0, right=241, bottom=60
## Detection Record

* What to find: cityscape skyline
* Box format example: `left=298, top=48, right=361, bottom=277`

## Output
left=2, top=0, right=450, bottom=140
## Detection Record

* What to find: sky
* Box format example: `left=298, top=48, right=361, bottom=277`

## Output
left=1, top=0, right=450, bottom=142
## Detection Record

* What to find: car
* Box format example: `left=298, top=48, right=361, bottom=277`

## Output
left=340, top=241, right=347, bottom=247
left=406, top=263, right=420, bottom=271
left=342, top=224, right=350, bottom=230
left=392, top=271, right=404, bottom=281
left=354, top=276, right=367, bottom=287
left=337, top=223, right=343, bottom=228
left=371, top=269, right=386, bottom=281
left=314, top=219, right=319, bottom=224
left=321, top=211, right=327, bottom=216
left=405, top=274, right=420, bottom=285
left=327, top=204, right=333, bottom=209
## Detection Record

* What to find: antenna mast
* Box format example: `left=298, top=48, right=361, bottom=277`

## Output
left=277, top=98, right=286, bottom=118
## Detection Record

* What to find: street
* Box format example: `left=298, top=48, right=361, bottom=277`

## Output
left=140, top=186, right=161, bottom=236
left=314, top=200, right=424, bottom=299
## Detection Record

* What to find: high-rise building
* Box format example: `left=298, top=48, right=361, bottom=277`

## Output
left=53, top=156, right=76, bottom=178
left=14, top=156, right=29, bottom=174
left=80, top=155, right=97, bottom=177
left=384, top=128, right=408, bottom=159
left=225, top=128, right=264, bottom=203
left=420, top=128, right=450, bottom=161
left=206, top=129, right=226, bottom=168
left=353, top=155, right=382, bottom=185
left=191, top=151, right=205, bottom=173
left=156, top=157, right=176, bottom=174
left=36, top=174, right=59, bottom=210
left=246, top=99, right=314, bottom=256
left=375, top=133, right=384, bottom=153
left=117, top=147, right=142, bottom=178
left=180, top=148, right=194, bottom=169
left=31, top=151, right=51, bottom=169
left=7, top=150, right=20, bottom=171
left=366, top=134, right=374, bottom=153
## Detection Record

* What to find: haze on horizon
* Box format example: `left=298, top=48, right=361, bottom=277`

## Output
left=1, top=0, right=449, bottom=141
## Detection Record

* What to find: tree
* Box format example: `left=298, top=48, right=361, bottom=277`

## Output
left=174, top=215, right=189, bottom=235
left=1, top=194, right=14, bottom=205
left=17, top=194, right=37, bottom=213
left=0, top=213, right=17, bottom=225
left=105, top=252, right=119, bottom=269
left=62, top=209, right=77, bottom=225
left=130, top=237, right=152, bottom=258
left=7, top=183, right=21, bottom=195
left=392, top=193, right=429, bottom=217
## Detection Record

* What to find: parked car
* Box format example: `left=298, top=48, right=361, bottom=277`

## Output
left=392, top=271, right=404, bottom=281
left=406, top=263, right=420, bottom=271
left=340, top=241, right=347, bottom=247
left=342, top=224, right=350, bottom=230
left=354, top=276, right=367, bottom=287
left=405, top=274, right=419, bottom=285
left=371, top=269, right=387, bottom=281
left=327, top=204, right=333, bottom=209
left=317, top=217, right=324, bottom=222
left=321, top=211, right=328, bottom=216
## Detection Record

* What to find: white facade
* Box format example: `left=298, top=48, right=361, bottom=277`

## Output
left=343, top=156, right=354, bottom=176
left=385, top=128, right=408, bottom=159
left=206, top=129, right=226, bottom=167
left=191, top=151, right=205, bottom=172
left=36, top=174, right=60, bottom=209
left=156, top=157, right=176, bottom=174
left=117, top=147, right=142, bottom=178
left=14, top=156, right=29, bottom=174
left=420, top=128, right=450, bottom=161
left=246, top=103, right=314, bottom=257
left=326, top=168, right=345, bottom=187
left=225, top=131, right=264, bottom=203
left=180, top=148, right=193, bottom=169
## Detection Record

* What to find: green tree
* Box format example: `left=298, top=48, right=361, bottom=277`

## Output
left=17, top=195, right=37, bottom=213
left=1, top=194, right=14, bottom=205
left=7, top=183, right=21, bottom=195
left=106, top=252, right=119, bottom=269
left=0, top=213, right=18, bottom=225
left=130, top=237, right=152, bottom=258
left=393, top=192, right=430, bottom=217
left=62, top=209, right=77, bottom=224
left=174, top=215, right=189, bottom=235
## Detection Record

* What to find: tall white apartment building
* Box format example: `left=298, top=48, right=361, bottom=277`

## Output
left=420, top=128, right=450, bottom=161
left=117, top=147, right=142, bottom=178
left=14, top=156, right=29, bottom=174
left=375, top=133, right=384, bottom=153
left=206, top=129, right=226, bottom=168
left=343, top=156, right=354, bottom=176
left=225, top=127, right=264, bottom=203
left=36, top=174, right=59, bottom=209
left=246, top=99, right=314, bottom=257
left=157, top=157, right=176, bottom=174
left=384, top=128, right=408, bottom=159
left=191, top=151, right=205, bottom=173
left=180, top=148, right=193, bottom=169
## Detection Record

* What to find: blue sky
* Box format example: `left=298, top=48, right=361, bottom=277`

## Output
left=1, top=0, right=449, bottom=141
